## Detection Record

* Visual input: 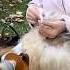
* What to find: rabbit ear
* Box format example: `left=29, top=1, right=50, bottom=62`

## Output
left=4, top=53, right=29, bottom=70
left=19, top=53, right=29, bottom=65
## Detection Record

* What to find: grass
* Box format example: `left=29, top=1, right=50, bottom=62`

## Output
left=0, top=0, right=31, bottom=37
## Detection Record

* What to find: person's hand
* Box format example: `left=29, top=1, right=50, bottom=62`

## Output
left=39, top=20, right=66, bottom=38
left=26, top=5, right=42, bottom=26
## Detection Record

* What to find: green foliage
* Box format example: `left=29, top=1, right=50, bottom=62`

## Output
left=0, top=0, right=31, bottom=37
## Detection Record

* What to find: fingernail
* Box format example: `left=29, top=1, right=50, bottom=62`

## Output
left=38, top=20, right=40, bottom=23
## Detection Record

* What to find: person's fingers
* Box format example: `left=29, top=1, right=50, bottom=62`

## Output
left=27, top=19, right=37, bottom=24
left=39, top=27, right=48, bottom=37
left=26, top=8, right=40, bottom=23
left=40, top=28, right=57, bottom=38
left=39, top=23, right=53, bottom=30
left=39, top=24, right=53, bottom=37
left=38, top=19, right=53, bottom=29
left=39, top=20, right=66, bottom=38
left=45, top=21, right=64, bottom=28
left=26, top=11, right=37, bottom=21
left=39, top=23, right=59, bottom=38
left=26, top=16, right=37, bottom=23
left=45, top=29, right=58, bottom=38
left=27, top=6, right=41, bottom=20
left=30, top=7, right=40, bottom=19
left=40, top=20, right=62, bottom=28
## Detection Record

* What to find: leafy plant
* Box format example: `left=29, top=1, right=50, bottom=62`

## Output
left=0, top=0, right=30, bottom=37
